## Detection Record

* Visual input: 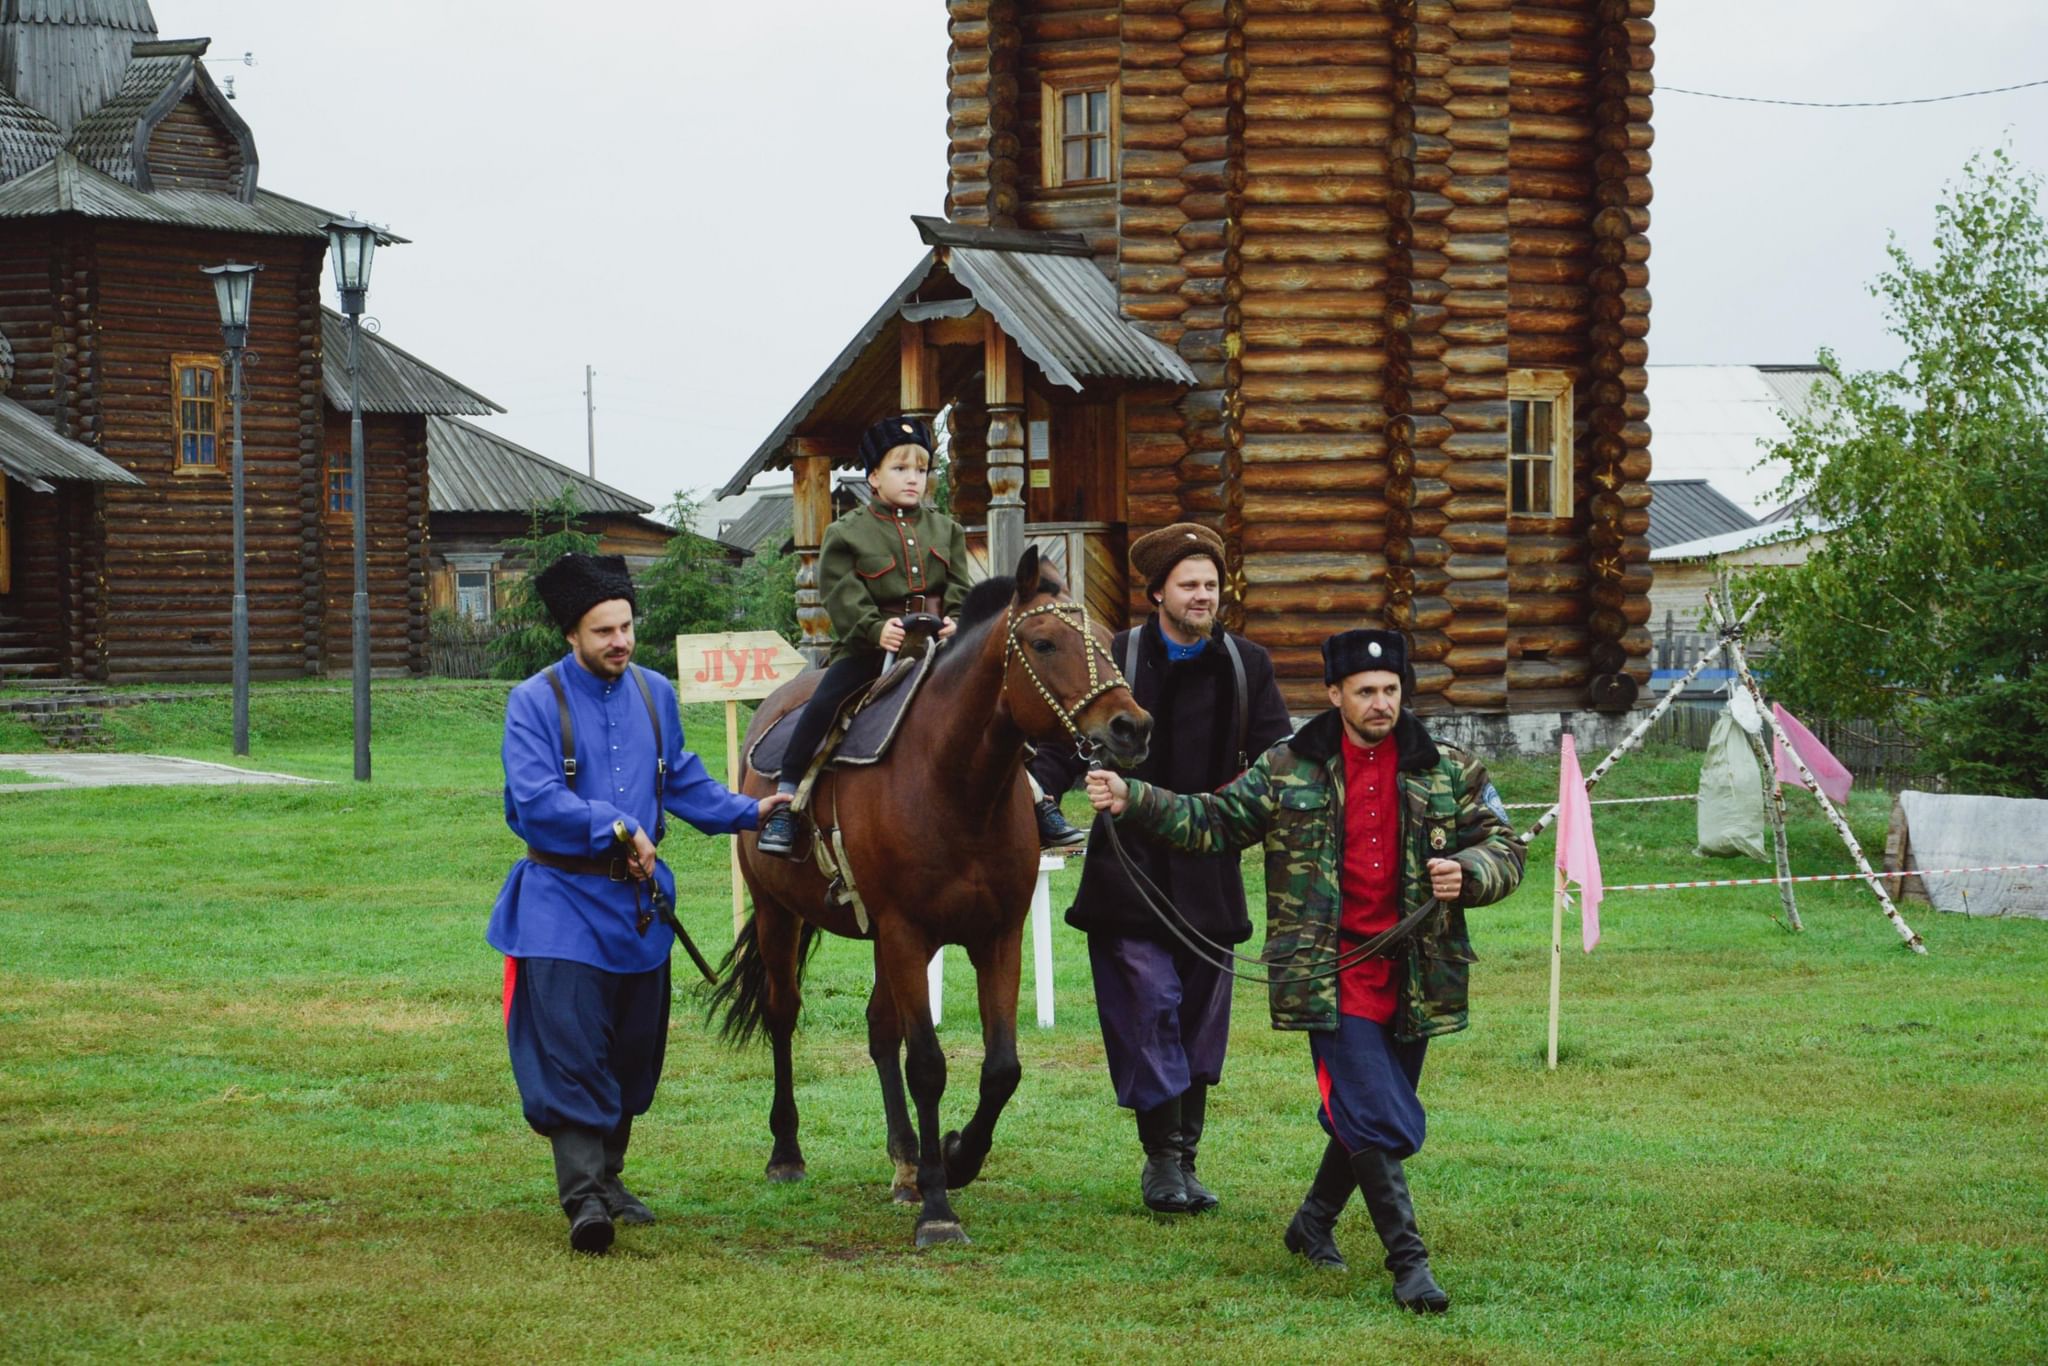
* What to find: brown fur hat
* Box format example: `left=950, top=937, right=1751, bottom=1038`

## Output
left=1130, top=522, right=1226, bottom=598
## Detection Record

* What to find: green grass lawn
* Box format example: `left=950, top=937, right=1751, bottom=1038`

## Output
left=2, top=684, right=2044, bottom=1362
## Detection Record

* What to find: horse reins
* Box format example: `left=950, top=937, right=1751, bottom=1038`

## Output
left=1093, top=799, right=1443, bottom=988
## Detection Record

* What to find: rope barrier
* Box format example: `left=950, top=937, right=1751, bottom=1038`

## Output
left=1506, top=794, right=1697, bottom=810
left=1606, top=863, right=2048, bottom=893
left=1661, top=77, right=2048, bottom=108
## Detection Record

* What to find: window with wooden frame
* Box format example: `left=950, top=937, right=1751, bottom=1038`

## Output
left=325, top=448, right=354, bottom=518
left=1040, top=73, right=1118, bottom=189
left=171, top=353, right=222, bottom=471
left=1508, top=370, right=1575, bottom=516
left=455, top=569, right=493, bottom=622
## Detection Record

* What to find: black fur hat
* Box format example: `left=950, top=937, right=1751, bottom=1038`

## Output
left=1323, top=627, right=1416, bottom=695
left=534, top=553, right=636, bottom=633
left=857, top=415, right=934, bottom=473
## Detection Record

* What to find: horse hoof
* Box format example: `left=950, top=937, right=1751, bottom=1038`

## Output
left=914, top=1220, right=971, bottom=1249
left=891, top=1184, right=919, bottom=1205
left=765, top=1162, right=807, bottom=1183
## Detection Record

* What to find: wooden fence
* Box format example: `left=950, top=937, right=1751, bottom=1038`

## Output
left=429, top=616, right=508, bottom=679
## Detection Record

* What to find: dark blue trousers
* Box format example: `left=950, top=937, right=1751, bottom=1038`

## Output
left=1088, top=933, right=1233, bottom=1112
left=505, top=956, right=670, bottom=1136
left=1309, top=1012, right=1429, bottom=1158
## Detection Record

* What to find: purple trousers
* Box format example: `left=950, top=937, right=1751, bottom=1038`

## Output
left=1087, top=933, right=1233, bottom=1112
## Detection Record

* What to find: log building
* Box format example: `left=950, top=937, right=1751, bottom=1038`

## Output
left=720, top=0, right=1656, bottom=716
left=0, top=3, right=499, bottom=683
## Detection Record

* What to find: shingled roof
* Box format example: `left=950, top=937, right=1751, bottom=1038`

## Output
left=0, top=391, right=143, bottom=490
left=717, top=216, right=1196, bottom=498
left=65, top=40, right=254, bottom=197
left=0, top=85, right=61, bottom=179
left=427, top=417, right=651, bottom=518
left=321, top=311, right=500, bottom=417
left=0, top=0, right=158, bottom=136
left=0, top=149, right=396, bottom=240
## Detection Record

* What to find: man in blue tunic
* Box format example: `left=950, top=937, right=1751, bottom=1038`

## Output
left=487, top=553, right=790, bottom=1255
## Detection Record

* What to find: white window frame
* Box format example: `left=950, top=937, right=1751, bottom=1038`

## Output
left=1508, top=369, right=1575, bottom=517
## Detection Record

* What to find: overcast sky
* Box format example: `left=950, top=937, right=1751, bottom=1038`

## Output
left=167, top=1, right=2046, bottom=512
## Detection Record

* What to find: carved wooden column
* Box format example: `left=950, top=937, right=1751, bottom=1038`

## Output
left=788, top=439, right=837, bottom=665
left=899, top=319, right=941, bottom=429
left=984, top=316, right=1026, bottom=578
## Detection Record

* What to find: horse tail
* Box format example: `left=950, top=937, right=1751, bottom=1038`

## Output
left=707, top=911, right=822, bottom=1046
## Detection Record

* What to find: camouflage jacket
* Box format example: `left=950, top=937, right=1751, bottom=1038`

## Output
left=1119, top=707, right=1525, bottom=1041
left=818, top=501, right=970, bottom=663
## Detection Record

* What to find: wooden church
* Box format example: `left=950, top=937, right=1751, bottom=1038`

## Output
left=0, top=1, right=499, bottom=683
left=721, top=0, right=1656, bottom=715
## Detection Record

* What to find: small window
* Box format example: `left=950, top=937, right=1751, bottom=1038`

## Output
left=456, top=569, right=493, bottom=622
left=1508, top=370, right=1574, bottom=516
left=1040, top=74, right=1117, bottom=189
left=326, top=449, right=354, bottom=517
left=172, top=354, right=221, bottom=470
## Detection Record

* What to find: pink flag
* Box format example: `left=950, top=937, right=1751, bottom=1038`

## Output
left=1773, top=703, right=1853, bottom=806
left=1556, top=733, right=1603, bottom=952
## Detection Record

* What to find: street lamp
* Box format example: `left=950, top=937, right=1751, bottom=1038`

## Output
left=201, top=260, right=261, bottom=757
left=322, top=218, right=378, bottom=782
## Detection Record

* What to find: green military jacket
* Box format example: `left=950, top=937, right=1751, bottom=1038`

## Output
left=817, top=501, right=970, bottom=663
left=1119, top=707, right=1526, bottom=1042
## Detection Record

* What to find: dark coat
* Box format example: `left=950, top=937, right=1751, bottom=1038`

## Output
left=1030, top=615, right=1294, bottom=945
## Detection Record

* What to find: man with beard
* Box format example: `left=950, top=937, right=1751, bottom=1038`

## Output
left=488, top=553, right=790, bottom=1254
left=1086, top=628, right=1525, bottom=1311
left=1027, top=524, right=1292, bottom=1213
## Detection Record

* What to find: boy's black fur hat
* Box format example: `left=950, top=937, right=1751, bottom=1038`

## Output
left=858, top=415, right=934, bottom=474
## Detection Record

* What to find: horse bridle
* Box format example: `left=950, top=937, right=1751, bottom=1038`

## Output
left=1002, top=599, right=1130, bottom=764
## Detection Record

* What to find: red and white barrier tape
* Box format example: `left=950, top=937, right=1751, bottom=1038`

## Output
left=1506, top=794, right=1697, bottom=810
left=1606, top=862, right=2048, bottom=893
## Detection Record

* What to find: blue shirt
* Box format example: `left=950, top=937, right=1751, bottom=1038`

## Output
left=1163, top=634, right=1207, bottom=662
left=487, top=652, right=760, bottom=973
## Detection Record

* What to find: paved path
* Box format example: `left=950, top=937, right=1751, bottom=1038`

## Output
left=0, top=753, right=323, bottom=791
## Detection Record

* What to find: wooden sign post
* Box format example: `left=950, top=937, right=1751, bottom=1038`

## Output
left=674, top=631, right=811, bottom=937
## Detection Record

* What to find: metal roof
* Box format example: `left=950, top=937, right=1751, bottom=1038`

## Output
left=0, top=150, right=406, bottom=241
left=0, top=391, right=142, bottom=490
left=717, top=478, right=868, bottom=554
left=322, top=311, right=500, bottom=417
left=717, top=217, right=1195, bottom=498
left=1646, top=479, right=1757, bottom=551
left=427, top=417, right=652, bottom=518
left=1644, top=365, right=1839, bottom=515
left=1650, top=516, right=1830, bottom=564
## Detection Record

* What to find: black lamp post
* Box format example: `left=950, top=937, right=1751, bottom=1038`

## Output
left=201, top=260, right=261, bottom=757
left=322, top=218, right=377, bottom=781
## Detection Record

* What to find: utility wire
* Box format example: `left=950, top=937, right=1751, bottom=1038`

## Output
left=1661, top=76, right=2048, bottom=108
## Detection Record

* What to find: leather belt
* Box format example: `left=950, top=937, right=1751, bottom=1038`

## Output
left=526, top=845, right=631, bottom=881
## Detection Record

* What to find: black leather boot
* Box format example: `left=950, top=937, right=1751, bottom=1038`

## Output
left=1133, top=1099, right=1190, bottom=1213
left=1351, top=1148, right=1448, bottom=1312
left=756, top=803, right=800, bottom=858
left=1283, top=1137, right=1355, bottom=1270
left=1176, top=1083, right=1218, bottom=1212
left=601, top=1116, right=655, bottom=1226
left=1035, top=796, right=1087, bottom=848
left=550, top=1127, right=615, bottom=1255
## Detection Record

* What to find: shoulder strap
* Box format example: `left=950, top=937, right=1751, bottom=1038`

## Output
left=629, top=665, right=669, bottom=842
left=1123, top=622, right=1142, bottom=689
left=544, top=667, right=577, bottom=789
left=1221, top=631, right=1250, bottom=771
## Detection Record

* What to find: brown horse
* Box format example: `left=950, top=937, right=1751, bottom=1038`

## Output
left=714, top=547, right=1152, bottom=1247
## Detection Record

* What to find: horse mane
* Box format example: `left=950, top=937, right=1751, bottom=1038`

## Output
left=954, top=570, right=1065, bottom=636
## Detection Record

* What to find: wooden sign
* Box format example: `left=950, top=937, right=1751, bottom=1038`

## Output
left=675, top=631, right=809, bottom=705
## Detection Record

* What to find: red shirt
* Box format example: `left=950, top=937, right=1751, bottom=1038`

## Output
left=1338, top=730, right=1401, bottom=1023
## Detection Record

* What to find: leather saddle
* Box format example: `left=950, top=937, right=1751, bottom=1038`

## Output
left=747, top=645, right=936, bottom=781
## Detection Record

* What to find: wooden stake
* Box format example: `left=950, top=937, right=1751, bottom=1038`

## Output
left=726, top=699, right=745, bottom=939
left=1548, top=861, right=1565, bottom=1071
left=1520, top=595, right=1765, bottom=844
left=1709, top=592, right=1925, bottom=954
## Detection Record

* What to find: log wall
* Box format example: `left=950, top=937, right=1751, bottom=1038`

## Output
left=145, top=94, right=245, bottom=195
left=1505, top=0, right=1596, bottom=702
left=320, top=409, right=429, bottom=678
left=945, top=0, right=1654, bottom=713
